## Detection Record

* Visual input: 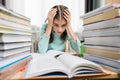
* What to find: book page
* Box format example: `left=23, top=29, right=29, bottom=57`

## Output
left=24, top=53, right=71, bottom=78
left=46, top=50, right=65, bottom=57
left=57, top=54, right=105, bottom=76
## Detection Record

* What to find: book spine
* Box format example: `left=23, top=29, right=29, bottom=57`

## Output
left=0, top=25, right=32, bottom=34
left=83, top=27, right=120, bottom=37
left=85, top=47, right=120, bottom=60
left=84, top=37, right=120, bottom=47
left=0, top=42, right=31, bottom=50
left=0, top=12, right=31, bottom=26
left=0, top=34, right=31, bottom=43
left=80, top=3, right=116, bottom=19
left=83, top=9, right=120, bottom=25
left=106, top=0, right=120, bottom=4
left=84, top=54, right=120, bottom=70
left=0, top=5, right=30, bottom=21
left=0, top=19, right=31, bottom=30
left=83, top=18, right=120, bottom=31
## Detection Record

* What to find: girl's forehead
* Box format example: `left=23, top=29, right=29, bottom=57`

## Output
left=54, top=18, right=66, bottom=24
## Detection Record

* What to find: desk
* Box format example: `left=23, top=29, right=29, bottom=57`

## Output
left=9, top=69, right=120, bottom=80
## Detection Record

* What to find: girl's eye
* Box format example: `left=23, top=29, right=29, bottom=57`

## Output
left=62, top=25, right=66, bottom=28
left=53, top=24, right=58, bottom=27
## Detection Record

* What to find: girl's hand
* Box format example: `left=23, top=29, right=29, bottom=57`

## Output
left=63, top=9, right=77, bottom=41
left=63, top=9, right=71, bottom=28
left=48, top=8, right=57, bottom=26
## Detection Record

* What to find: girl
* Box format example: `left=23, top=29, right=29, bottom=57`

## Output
left=38, top=5, right=81, bottom=54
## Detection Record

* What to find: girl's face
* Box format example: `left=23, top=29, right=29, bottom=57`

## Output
left=53, top=18, right=67, bottom=35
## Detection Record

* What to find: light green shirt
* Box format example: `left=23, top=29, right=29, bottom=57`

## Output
left=38, top=23, right=81, bottom=53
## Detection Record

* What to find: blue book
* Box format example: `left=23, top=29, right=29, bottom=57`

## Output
left=0, top=51, right=31, bottom=71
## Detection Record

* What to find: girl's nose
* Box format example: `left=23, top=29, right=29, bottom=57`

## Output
left=58, top=27, right=62, bottom=32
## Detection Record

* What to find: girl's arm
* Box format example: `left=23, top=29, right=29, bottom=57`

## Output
left=38, top=8, right=57, bottom=53
left=38, top=24, right=50, bottom=53
left=63, top=9, right=77, bottom=41
left=45, top=8, right=57, bottom=36
left=64, top=9, right=81, bottom=53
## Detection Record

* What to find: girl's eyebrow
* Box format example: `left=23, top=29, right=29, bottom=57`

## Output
left=62, top=23, right=67, bottom=26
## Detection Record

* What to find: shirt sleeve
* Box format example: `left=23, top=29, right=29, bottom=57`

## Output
left=38, top=23, right=50, bottom=53
left=67, top=35, right=81, bottom=54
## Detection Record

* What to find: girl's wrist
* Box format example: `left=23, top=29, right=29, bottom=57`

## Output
left=48, top=22, right=53, bottom=27
left=67, top=25, right=72, bottom=29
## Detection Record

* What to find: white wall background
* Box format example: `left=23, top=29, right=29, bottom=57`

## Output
left=5, top=0, right=85, bottom=40
left=24, top=0, right=85, bottom=32
left=6, top=0, right=25, bottom=15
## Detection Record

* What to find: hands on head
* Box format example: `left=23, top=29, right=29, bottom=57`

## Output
left=48, top=8, right=57, bottom=26
left=47, top=5, right=71, bottom=28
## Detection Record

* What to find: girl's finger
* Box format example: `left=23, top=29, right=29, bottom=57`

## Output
left=64, top=11, right=69, bottom=19
left=64, top=9, right=70, bottom=15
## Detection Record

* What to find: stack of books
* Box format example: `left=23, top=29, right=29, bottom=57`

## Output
left=106, top=0, right=120, bottom=4
left=0, top=4, right=32, bottom=79
left=81, top=3, right=120, bottom=73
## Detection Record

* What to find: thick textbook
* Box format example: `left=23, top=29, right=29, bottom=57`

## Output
left=0, top=55, right=31, bottom=79
left=83, top=8, right=120, bottom=24
left=85, top=46, right=120, bottom=60
left=0, top=4, right=30, bottom=21
left=0, top=25, right=32, bottom=34
left=80, top=4, right=120, bottom=19
left=0, top=18, right=31, bottom=31
left=24, top=50, right=107, bottom=78
left=0, top=42, right=31, bottom=50
left=106, top=0, right=120, bottom=4
left=83, top=26, right=120, bottom=37
left=84, top=54, right=120, bottom=73
left=84, top=36, right=120, bottom=47
left=0, top=46, right=30, bottom=57
left=0, top=4, right=30, bottom=26
left=0, top=51, right=31, bottom=71
left=83, top=18, right=120, bottom=31
left=0, top=33, right=31, bottom=43
left=0, top=51, right=32, bottom=79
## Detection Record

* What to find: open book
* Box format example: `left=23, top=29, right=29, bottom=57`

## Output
left=24, top=50, right=107, bottom=78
